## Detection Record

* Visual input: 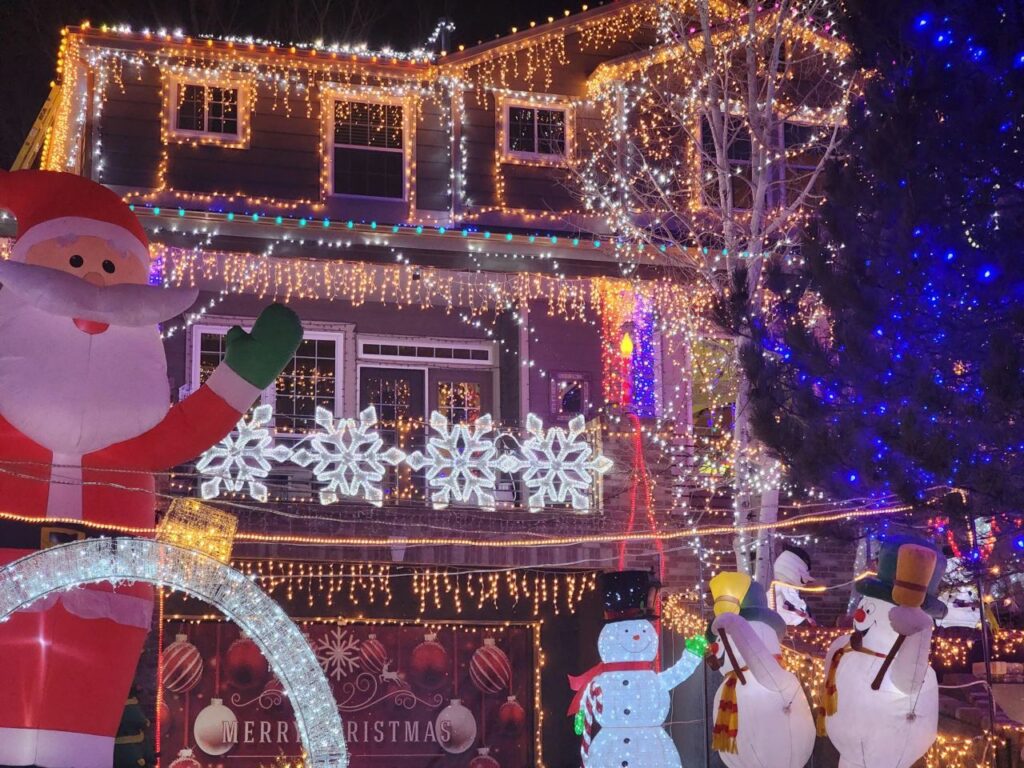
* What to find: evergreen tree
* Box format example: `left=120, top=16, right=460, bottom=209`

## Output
left=741, top=0, right=1024, bottom=518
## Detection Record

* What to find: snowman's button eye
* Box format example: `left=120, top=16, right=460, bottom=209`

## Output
left=622, top=679, right=629, bottom=686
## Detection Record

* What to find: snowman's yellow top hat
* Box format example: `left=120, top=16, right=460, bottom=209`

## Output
left=710, top=572, right=751, bottom=616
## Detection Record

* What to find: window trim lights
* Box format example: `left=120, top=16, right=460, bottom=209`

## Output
left=495, top=92, right=574, bottom=168
left=321, top=86, right=415, bottom=203
left=184, top=317, right=350, bottom=425
left=164, top=75, right=251, bottom=148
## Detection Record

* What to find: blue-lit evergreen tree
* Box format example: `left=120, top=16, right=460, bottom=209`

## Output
left=741, top=0, right=1024, bottom=519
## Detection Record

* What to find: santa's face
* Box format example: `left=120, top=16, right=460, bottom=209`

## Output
left=0, top=235, right=194, bottom=454
left=25, top=234, right=150, bottom=287
left=598, top=619, right=659, bottom=662
left=851, top=596, right=900, bottom=652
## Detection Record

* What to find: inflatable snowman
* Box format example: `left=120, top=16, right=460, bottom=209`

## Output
left=568, top=571, right=702, bottom=768
left=820, top=536, right=946, bottom=768
left=772, top=546, right=816, bottom=626
left=707, top=572, right=815, bottom=768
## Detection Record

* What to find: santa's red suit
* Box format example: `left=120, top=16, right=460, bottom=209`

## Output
left=0, top=170, right=300, bottom=768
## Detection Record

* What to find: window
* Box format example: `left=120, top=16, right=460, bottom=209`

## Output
left=499, top=97, right=573, bottom=165
left=437, top=381, right=482, bottom=424
left=170, top=82, right=245, bottom=142
left=189, top=323, right=344, bottom=432
left=330, top=100, right=405, bottom=199
left=549, top=373, right=591, bottom=421
left=700, top=115, right=753, bottom=208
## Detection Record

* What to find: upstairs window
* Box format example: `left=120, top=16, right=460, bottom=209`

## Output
left=509, top=107, right=566, bottom=156
left=330, top=99, right=406, bottom=199
left=499, top=97, right=573, bottom=166
left=169, top=81, right=246, bottom=144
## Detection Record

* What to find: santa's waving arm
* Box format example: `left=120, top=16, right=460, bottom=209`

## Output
left=98, top=304, right=302, bottom=470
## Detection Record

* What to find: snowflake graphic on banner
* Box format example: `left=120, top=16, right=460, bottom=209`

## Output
left=291, top=406, right=405, bottom=506
left=315, top=627, right=362, bottom=681
left=500, top=414, right=614, bottom=511
left=406, top=411, right=500, bottom=509
left=195, top=405, right=291, bottom=503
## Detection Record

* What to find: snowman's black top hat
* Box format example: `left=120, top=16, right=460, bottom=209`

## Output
left=600, top=570, right=660, bottom=622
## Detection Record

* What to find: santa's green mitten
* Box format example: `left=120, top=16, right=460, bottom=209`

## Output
left=224, top=304, right=303, bottom=389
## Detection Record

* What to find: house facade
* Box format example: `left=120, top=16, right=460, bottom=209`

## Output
left=1, top=4, right=855, bottom=766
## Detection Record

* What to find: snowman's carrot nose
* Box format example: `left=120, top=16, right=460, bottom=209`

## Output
left=632, top=634, right=641, bottom=641
left=854, top=608, right=867, bottom=622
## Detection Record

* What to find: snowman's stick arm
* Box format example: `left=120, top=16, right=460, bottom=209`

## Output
left=870, top=635, right=905, bottom=690
left=719, top=629, right=746, bottom=685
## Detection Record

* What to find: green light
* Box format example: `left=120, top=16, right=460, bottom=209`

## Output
left=415, top=225, right=424, bottom=234
left=226, top=212, right=234, bottom=221
left=299, top=218, right=307, bottom=227
left=152, top=207, right=161, bottom=215
left=275, top=215, right=283, bottom=225
left=370, top=221, right=377, bottom=230
left=347, top=220, right=354, bottom=229
left=438, top=226, right=446, bottom=234
left=251, top=213, right=260, bottom=222
left=505, top=232, right=513, bottom=241
left=178, top=208, right=185, bottom=217
left=322, top=219, right=330, bottom=228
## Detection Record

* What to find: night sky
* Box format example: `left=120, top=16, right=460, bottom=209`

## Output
left=0, top=0, right=587, bottom=168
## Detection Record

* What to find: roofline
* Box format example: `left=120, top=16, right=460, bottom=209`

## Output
left=441, top=1, right=643, bottom=66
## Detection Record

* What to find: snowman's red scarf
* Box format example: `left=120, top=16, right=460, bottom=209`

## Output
left=568, top=661, right=654, bottom=766
left=816, top=638, right=887, bottom=736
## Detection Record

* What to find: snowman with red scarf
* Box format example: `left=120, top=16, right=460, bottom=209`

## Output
left=0, top=170, right=301, bottom=768
left=567, top=571, right=703, bottom=768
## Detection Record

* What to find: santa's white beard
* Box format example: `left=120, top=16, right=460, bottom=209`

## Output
left=0, top=288, right=170, bottom=455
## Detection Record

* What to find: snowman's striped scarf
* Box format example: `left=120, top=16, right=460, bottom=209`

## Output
left=712, top=667, right=746, bottom=754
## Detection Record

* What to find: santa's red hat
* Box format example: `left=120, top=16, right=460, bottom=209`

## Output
left=0, top=169, right=150, bottom=263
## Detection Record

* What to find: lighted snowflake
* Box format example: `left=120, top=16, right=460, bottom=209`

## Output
left=315, top=627, right=362, bottom=681
left=406, top=411, right=499, bottom=509
left=291, top=406, right=405, bottom=506
left=500, top=414, right=613, bottom=511
left=196, top=405, right=291, bottom=503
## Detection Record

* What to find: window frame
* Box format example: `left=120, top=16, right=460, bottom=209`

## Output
left=166, top=77, right=250, bottom=148
left=548, top=371, right=592, bottom=423
left=496, top=93, right=575, bottom=168
left=184, top=318, right=349, bottom=426
left=322, top=87, right=414, bottom=202
left=355, top=333, right=499, bottom=423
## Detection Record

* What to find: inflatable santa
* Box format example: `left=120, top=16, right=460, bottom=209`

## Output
left=0, top=169, right=302, bottom=768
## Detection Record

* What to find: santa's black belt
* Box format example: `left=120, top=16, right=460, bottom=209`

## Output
left=0, top=519, right=93, bottom=551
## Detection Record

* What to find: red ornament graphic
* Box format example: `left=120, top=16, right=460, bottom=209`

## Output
left=409, top=632, right=449, bottom=691
left=162, top=634, right=203, bottom=694
left=224, top=637, right=269, bottom=693
left=498, top=694, right=526, bottom=736
left=469, top=638, right=511, bottom=694
left=469, top=746, right=501, bottom=768
left=360, top=633, right=389, bottom=673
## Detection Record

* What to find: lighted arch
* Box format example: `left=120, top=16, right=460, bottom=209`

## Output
left=0, top=537, right=348, bottom=768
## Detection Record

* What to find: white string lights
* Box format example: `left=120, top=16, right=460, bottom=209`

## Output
left=197, top=406, right=613, bottom=512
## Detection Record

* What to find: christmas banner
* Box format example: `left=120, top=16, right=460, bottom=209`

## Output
left=160, top=620, right=537, bottom=768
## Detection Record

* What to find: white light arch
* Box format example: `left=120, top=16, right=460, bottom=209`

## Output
left=0, top=537, right=347, bottom=768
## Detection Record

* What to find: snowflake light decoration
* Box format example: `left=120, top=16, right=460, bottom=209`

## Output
left=500, top=414, right=613, bottom=512
left=315, top=627, right=362, bottom=681
left=291, top=406, right=406, bottom=506
left=406, top=411, right=499, bottom=509
left=195, top=405, right=291, bottom=503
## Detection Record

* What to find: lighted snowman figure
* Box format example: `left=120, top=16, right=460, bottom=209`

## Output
left=820, top=536, right=946, bottom=768
left=568, top=571, right=703, bottom=768
left=772, top=546, right=816, bottom=626
left=707, top=572, right=815, bottom=768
